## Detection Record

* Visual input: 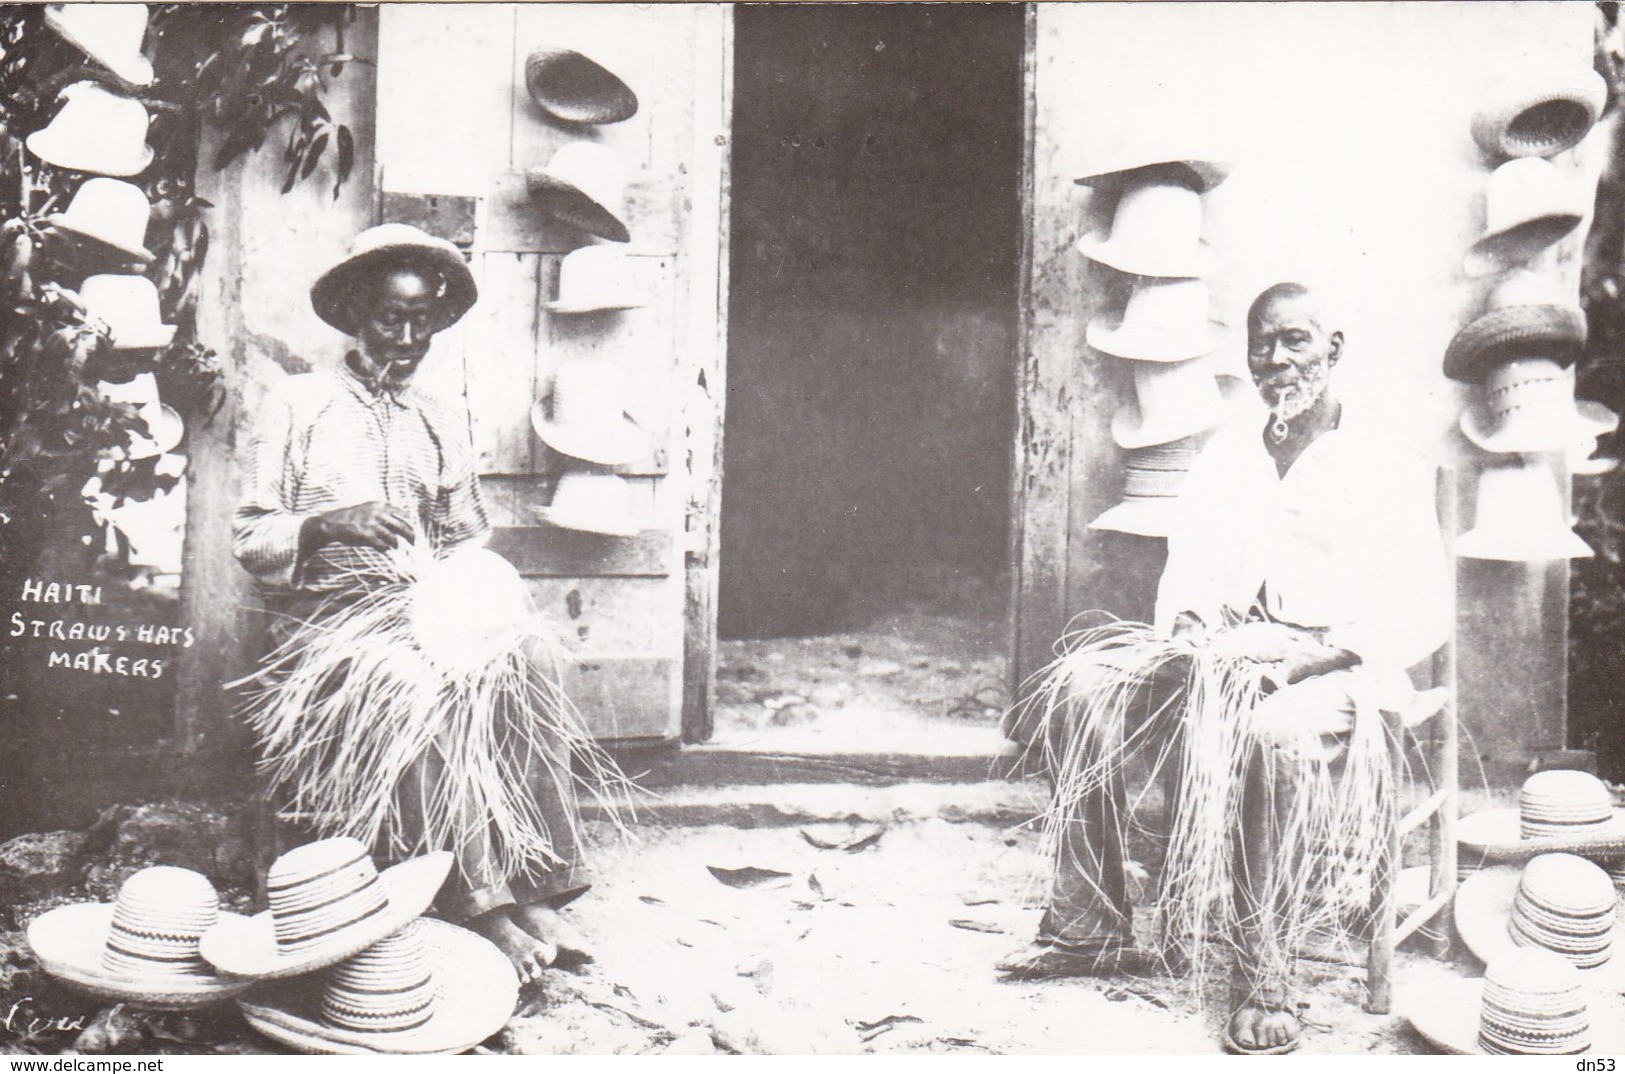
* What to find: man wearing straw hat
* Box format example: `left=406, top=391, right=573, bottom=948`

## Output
left=1001, top=283, right=1451, bottom=1054
left=233, top=224, right=608, bottom=985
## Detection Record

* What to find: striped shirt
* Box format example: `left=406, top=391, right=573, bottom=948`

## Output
left=233, top=359, right=489, bottom=593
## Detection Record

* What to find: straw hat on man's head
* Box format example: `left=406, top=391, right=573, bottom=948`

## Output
left=310, top=224, right=477, bottom=337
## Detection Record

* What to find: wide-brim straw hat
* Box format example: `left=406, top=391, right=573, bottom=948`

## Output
left=530, top=470, right=642, bottom=538
left=525, top=143, right=631, bottom=244
left=310, top=224, right=477, bottom=337
left=44, top=4, right=154, bottom=88
left=236, top=919, right=518, bottom=1055
left=28, top=902, right=254, bottom=1009
left=46, top=177, right=154, bottom=264
left=1463, top=158, right=1588, bottom=278
left=525, top=48, right=638, bottom=126
left=1459, top=769, right=1625, bottom=862
left=26, top=81, right=153, bottom=177
left=1403, top=975, right=1625, bottom=1054
left=1472, top=67, right=1607, bottom=161
left=1455, top=864, right=1625, bottom=991
left=1455, top=462, right=1594, bottom=562
left=1073, top=153, right=1230, bottom=195
left=200, top=853, right=453, bottom=981
left=1459, top=806, right=1625, bottom=862
left=529, top=360, right=650, bottom=465
left=1462, top=395, right=1618, bottom=455
left=1443, top=307, right=1586, bottom=385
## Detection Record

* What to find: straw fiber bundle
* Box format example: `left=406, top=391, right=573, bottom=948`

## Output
left=237, top=543, right=630, bottom=886
left=1021, top=617, right=1397, bottom=988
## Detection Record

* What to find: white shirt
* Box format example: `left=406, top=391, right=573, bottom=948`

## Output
left=1153, top=412, right=1451, bottom=674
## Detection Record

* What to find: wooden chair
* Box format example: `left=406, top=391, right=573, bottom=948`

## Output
left=1365, top=466, right=1460, bottom=1014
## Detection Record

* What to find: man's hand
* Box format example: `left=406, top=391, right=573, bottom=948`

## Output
left=1205, top=621, right=1322, bottom=664
left=305, top=502, right=414, bottom=551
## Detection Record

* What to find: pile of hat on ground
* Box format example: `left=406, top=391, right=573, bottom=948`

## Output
left=522, top=47, right=653, bottom=540
left=1445, top=69, right=1618, bottom=563
left=1075, top=155, right=1235, bottom=538
left=1403, top=769, right=1625, bottom=1054
left=27, top=4, right=186, bottom=575
left=27, top=838, right=515, bottom=1054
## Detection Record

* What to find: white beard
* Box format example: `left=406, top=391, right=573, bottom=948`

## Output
left=1263, top=359, right=1330, bottom=427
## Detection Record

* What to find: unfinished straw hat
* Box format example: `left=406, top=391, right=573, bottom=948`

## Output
left=1087, top=278, right=1229, bottom=363
left=80, top=274, right=174, bottom=351
left=545, top=244, right=647, bottom=313
left=44, top=4, right=153, bottom=88
left=310, top=223, right=477, bottom=337
left=524, top=47, right=638, bottom=126
left=1075, top=172, right=1220, bottom=279
left=1459, top=769, right=1625, bottom=861
left=26, top=865, right=253, bottom=1008
left=530, top=469, right=641, bottom=537
left=1110, top=358, right=1243, bottom=450
left=1460, top=358, right=1619, bottom=454
left=1405, top=948, right=1625, bottom=1054
left=26, top=81, right=153, bottom=177
left=1463, top=157, right=1588, bottom=278
left=199, top=837, right=452, bottom=981
left=530, top=360, right=649, bottom=465
left=1088, top=436, right=1198, bottom=537
left=1456, top=459, right=1592, bottom=562
left=237, top=919, right=518, bottom=1055
left=1443, top=269, right=1587, bottom=383
left=526, top=142, right=631, bottom=244
left=46, top=178, right=154, bottom=264
left=409, top=546, right=533, bottom=673
left=1472, top=67, right=1607, bottom=161
left=1456, top=855, right=1625, bottom=990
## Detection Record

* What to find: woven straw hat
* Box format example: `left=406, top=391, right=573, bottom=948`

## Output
left=237, top=919, right=518, bottom=1054
left=1443, top=270, right=1586, bottom=384
left=526, top=142, right=631, bottom=244
left=1459, top=770, right=1625, bottom=861
left=27, top=81, right=153, bottom=177
left=1074, top=152, right=1230, bottom=195
left=1456, top=856, right=1625, bottom=990
left=1076, top=174, right=1219, bottom=279
left=46, top=178, right=153, bottom=264
left=1087, top=278, right=1229, bottom=363
left=27, top=865, right=253, bottom=1009
left=524, top=48, right=638, bottom=126
left=409, top=547, right=532, bottom=673
left=200, top=838, right=452, bottom=981
left=310, top=224, right=477, bottom=337
left=545, top=245, right=647, bottom=314
left=530, top=360, right=649, bottom=465
left=1460, top=359, right=1619, bottom=454
left=1088, top=437, right=1198, bottom=537
left=97, top=372, right=183, bottom=460
left=1456, top=460, right=1593, bottom=562
left=1463, top=158, right=1588, bottom=278
left=1111, top=359, right=1244, bottom=450
left=1405, top=949, right=1625, bottom=1054
left=80, top=274, right=174, bottom=352
left=530, top=469, right=641, bottom=537
left=1472, top=67, right=1606, bottom=161
left=44, top=4, right=153, bottom=88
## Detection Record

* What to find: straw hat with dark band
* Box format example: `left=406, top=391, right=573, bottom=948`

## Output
left=310, top=224, right=477, bottom=337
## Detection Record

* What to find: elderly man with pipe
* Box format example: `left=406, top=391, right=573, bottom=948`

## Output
left=233, top=224, right=618, bottom=984
left=999, top=283, right=1451, bottom=1054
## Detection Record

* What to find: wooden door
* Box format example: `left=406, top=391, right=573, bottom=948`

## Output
left=374, top=4, right=730, bottom=743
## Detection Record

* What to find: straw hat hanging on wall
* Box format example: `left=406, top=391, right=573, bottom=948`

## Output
left=545, top=244, right=647, bottom=314
left=1075, top=172, right=1220, bottom=279
left=1459, top=358, right=1618, bottom=454
left=26, top=81, right=153, bottom=177
left=524, top=48, right=638, bottom=126
left=1456, top=459, right=1593, bottom=562
left=46, top=178, right=154, bottom=265
left=1444, top=269, right=1586, bottom=383
left=526, top=142, right=631, bottom=244
left=1463, top=157, right=1589, bottom=278
left=1472, top=67, right=1606, bottom=161
left=1110, top=358, right=1243, bottom=450
left=1087, top=277, right=1229, bottom=363
left=44, top=4, right=154, bottom=88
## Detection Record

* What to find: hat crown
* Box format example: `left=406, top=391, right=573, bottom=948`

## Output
left=80, top=274, right=173, bottom=350
left=1121, top=439, right=1196, bottom=499
left=46, top=5, right=153, bottom=87
left=104, top=866, right=220, bottom=977
left=410, top=547, right=531, bottom=671
left=551, top=245, right=643, bottom=310
left=549, top=361, right=629, bottom=428
left=265, top=838, right=390, bottom=954
left=1131, top=357, right=1224, bottom=417
left=54, top=178, right=151, bottom=253
left=321, top=921, right=436, bottom=1035
left=1520, top=769, right=1614, bottom=836
left=545, top=142, right=625, bottom=207
left=542, top=469, right=638, bottom=535
left=1109, top=180, right=1204, bottom=263
left=1481, top=358, right=1579, bottom=433
left=1479, top=948, right=1589, bottom=1055
left=345, top=223, right=459, bottom=265
left=1460, top=461, right=1591, bottom=562
left=29, top=82, right=152, bottom=175
left=1486, top=269, right=1571, bottom=313
left=1119, top=278, right=1211, bottom=335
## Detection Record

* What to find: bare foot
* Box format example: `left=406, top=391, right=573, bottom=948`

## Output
left=469, top=908, right=557, bottom=984
left=1226, top=1003, right=1300, bottom=1053
left=511, top=903, right=591, bottom=963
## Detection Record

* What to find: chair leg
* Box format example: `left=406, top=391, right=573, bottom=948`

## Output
left=1365, top=709, right=1403, bottom=1015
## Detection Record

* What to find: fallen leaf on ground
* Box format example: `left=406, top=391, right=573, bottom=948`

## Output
left=948, top=919, right=1005, bottom=934
left=637, top=895, right=666, bottom=905
left=852, top=1014, right=925, bottom=1042
left=707, top=865, right=793, bottom=888
left=1104, top=986, right=1169, bottom=1009
left=800, top=823, right=885, bottom=852
left=959, top=894, right=1000, bottom=907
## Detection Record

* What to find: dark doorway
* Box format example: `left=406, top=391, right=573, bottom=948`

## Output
left=719, top=4, right=1024, bottom=641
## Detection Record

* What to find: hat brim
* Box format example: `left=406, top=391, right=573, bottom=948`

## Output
left=26, top=130, right=152, bottom=179
left=1111, top=373, right=1247, bottom=450
left=529, top=501, right=641, bottom=538
left=1404, top=975, right=1625, bottom=1055
left=1454, top=866, right=1625, bottom=991
left=45, top=217, right=154, bottom=264
left=1443, top=305, right=1587, bottom=383
left=529, top=402, right=649, bottom=466
left=1076, top=231, right=1219, bottom=279
left=121, top=404, right=183, bottom=460
left=199, top=852, right=453, bottom=981
left=525, top=171, right=631, bottom=244
left=525, top=49, right=638, bottom=126
left=544, top=297, right=646, bottom=315
left=1456, top=525, right=1594, bottom=562
left=237, top=919, right=518, bottom=1055
left=27, top=903, right=256, bottom=1009
left=1087, top=317, right=1230, bottom=363
left=1088, top=497, right=1181, bottom=537
left=1457, top=808, right=1625, bottom=860
left=43, top=8, right=155, bottom=88
left=1464, top=213, right=1584, bottom=278
left=1460, top=400, right=1617, bottom=454
left=1073, top=157, right=1231, bottom=194
left=1471, top=71, right=1606, bottom=160
left=311, top=244, right=477, bottom=338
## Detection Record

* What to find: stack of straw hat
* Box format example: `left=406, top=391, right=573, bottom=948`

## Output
left=1456, top=769, right=1625, bottom=885
left=1446, top=68, right=1615, bottom=562
left=1074, top=152, right=1235, bottom=538
left=1404, top=947, right=1625, bottom=1054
